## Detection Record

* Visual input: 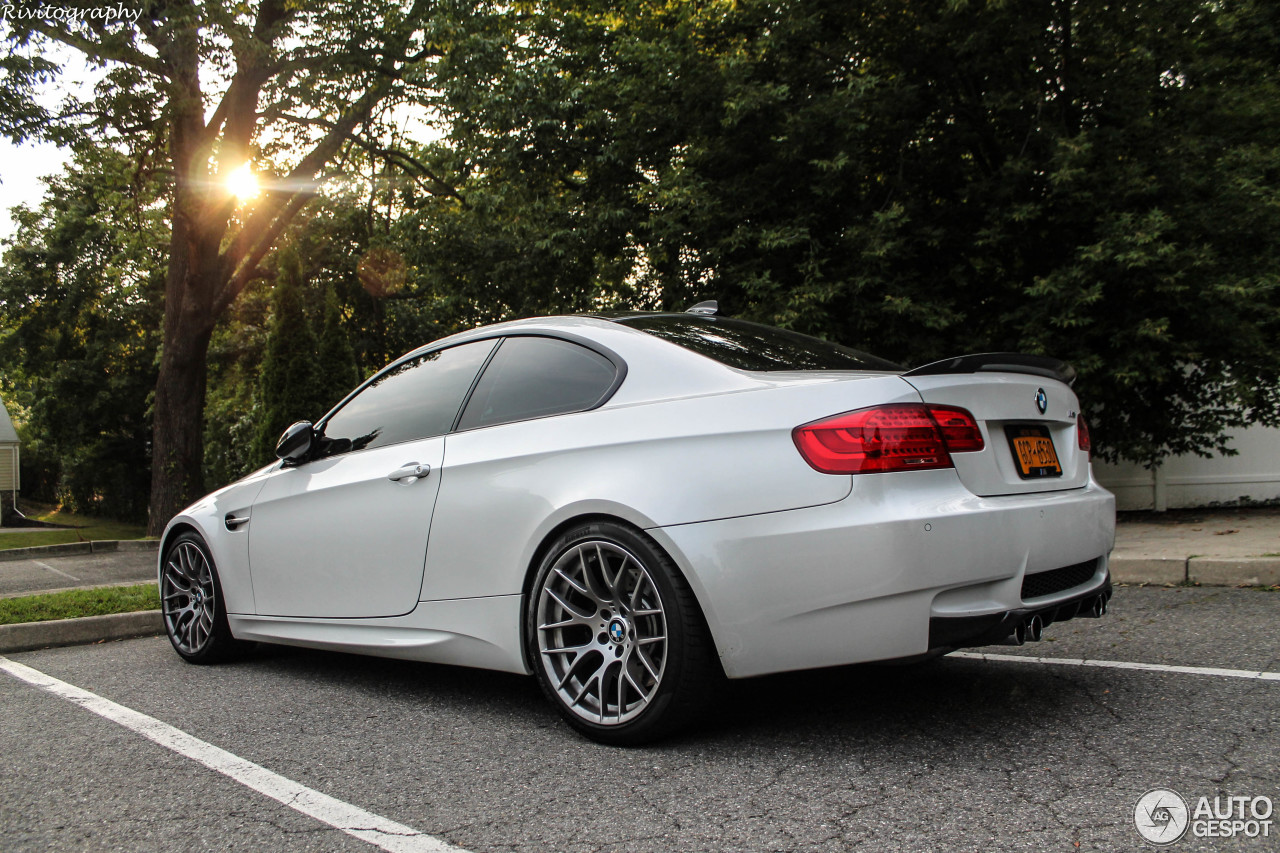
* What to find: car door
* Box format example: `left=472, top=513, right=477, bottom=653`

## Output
left=247, top=339, right=497, bottom=618
left=420, top=335, right=624, bottom=601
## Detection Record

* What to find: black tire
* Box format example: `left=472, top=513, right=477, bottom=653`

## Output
left=526, top=520, right=719, bottom=745
left=160, top=531, right=254, bottom=664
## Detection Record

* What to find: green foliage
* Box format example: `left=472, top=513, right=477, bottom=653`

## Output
left=0, top=144, right=165, bottom=520
left=316, top=286, right=361, bottom=413
left=202, top=280, right=271, bottom=487
left=415, top=0, right=1280, bottom=464
left=3, top=0, right=1279, bottom=501
left=251, top=247, right=326, bottom=466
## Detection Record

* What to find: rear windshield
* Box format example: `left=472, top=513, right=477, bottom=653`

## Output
left=616, top=315, right=902, bottom=372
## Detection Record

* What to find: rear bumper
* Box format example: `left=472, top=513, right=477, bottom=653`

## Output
left=648, top=468, right=1115, bottom=678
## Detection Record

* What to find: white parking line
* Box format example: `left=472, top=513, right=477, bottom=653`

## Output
left=952, top=651, right=1280, bottom=682
left=0, top=656, right=470, bottom=853
left=32, top=560, right=81, bottom=582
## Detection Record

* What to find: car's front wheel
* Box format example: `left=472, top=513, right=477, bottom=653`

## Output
left=160, top=531, right=252, bottom=664
left=527, top=521, right=718, bottom=745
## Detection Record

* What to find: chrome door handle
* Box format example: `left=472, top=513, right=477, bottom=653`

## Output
left=388, top=463, right=430, bottom=483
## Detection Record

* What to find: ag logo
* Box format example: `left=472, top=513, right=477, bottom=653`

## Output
left=1135, top=788, right=1190, bottom=845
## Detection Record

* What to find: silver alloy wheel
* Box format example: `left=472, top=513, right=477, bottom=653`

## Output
left=162, top=540, right=217, bottom=655
left=536, top=540, right=668, bottom=725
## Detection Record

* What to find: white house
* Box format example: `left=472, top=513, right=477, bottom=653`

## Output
left=0, top=396, right=18, bottom=515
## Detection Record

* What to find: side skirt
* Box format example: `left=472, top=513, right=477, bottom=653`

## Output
left=227, top=594, right=528, bottom=675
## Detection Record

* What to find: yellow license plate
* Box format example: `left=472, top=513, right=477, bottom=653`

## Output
left=1005, top=425, right=1062, bottom=479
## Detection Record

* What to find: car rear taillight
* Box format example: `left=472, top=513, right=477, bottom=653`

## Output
left=1077, top=413, right=1091, bottom=457
left=927, top=405, right=985, bottom=453
left=793, top=404, right=983, bottom=475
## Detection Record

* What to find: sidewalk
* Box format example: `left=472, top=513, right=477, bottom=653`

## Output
left=1111, top=506, right=1280, bottom=586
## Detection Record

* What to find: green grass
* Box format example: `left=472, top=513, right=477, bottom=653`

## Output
left=0, top=501, right=149, bottom=551
left=0, top=583, right=160, bottom=625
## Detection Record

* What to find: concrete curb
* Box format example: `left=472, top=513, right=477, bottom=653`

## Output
left=1110, top=557, right=1189, bottom=585
left=0, top=610, right=163, bottom=654
left=1111, top=556, right=1280, bottom=586
left=0, top=539, right=159, bottom=563
left=1189, top=557, right=1280, bottom=587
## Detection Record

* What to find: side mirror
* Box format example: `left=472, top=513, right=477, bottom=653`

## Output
left=275, top=421, right=314, bottom=463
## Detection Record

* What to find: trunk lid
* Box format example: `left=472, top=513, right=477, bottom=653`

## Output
left=901, top=367, right=1089, bottom=497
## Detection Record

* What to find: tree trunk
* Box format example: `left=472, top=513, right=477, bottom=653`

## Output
left=146, top=235, right=218, bottom=535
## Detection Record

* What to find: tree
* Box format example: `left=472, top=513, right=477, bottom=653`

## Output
left=252, top=248, right=324, bottom=465
left=0, top=142, right=165, bottom=520
left=3, top=0, right=452, bottom=533
left=415, top=0, right=1280, bottom=464
left=316, top=285, right=362, bottom=413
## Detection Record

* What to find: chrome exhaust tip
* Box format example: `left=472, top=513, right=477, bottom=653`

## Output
left=1083, top=594, right=1108, bottom=618
left=1026, top=614, right=1044, bottom=642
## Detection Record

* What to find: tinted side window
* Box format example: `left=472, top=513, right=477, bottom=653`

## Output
left=320, top=339, right=496, bottom=453
left=458, top=337, right=618, bottom=430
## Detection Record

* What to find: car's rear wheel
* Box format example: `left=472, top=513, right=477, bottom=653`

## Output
left=161, top=531, right=252, bottom=664
left=528, top=521, right=718, bottom=745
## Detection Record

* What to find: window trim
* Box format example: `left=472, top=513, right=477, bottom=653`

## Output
left=310, top=331, right=628, bottom=455
left=452, top=332, right=629, bottom=434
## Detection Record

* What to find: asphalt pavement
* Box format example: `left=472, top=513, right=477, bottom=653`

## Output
left=0, top=548, right=157, bottom=598
left=2, top=585, right=1277, bottom=852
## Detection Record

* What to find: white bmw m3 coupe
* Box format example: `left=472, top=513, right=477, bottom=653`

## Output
left=160, top=306, right=1115, bottom=743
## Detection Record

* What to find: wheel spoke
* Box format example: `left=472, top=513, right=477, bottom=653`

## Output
left=552, top=567, right=591, bottom=597
left=578, top=548, right=610, bottom=605
left=545, top=587, right=593, bottom=620
left=616, top=663, right=626, bottom=720
left=634, top=645, right=661, bottom=681
left=570, top=672, right=599, bottom=707
left=538, top=614, right=591, bottom=631
left=541, top=641, right=590, bottom=658
left=623, top=666, right=648, bottom=699
left=595, top=544, right=614, bottom=594
left=628, top=568, right=644, bottom=608
left=164, top=562, right=191, bottom=592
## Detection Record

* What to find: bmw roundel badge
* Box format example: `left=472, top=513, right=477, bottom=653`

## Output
left=1034, top=388, right=1048, bottom=415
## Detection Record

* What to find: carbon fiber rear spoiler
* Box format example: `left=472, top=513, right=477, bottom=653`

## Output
left=903, top=352, right=1076, bottom=386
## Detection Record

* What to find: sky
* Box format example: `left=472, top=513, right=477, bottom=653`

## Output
left=0, top=138, right=69, bottom=241
left=0, top=42, right=94, bottom=243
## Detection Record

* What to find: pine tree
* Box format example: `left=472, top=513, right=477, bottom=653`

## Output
left=253, top=248, right=323, bottom=465
left=314, top=286, right=362, bottom=418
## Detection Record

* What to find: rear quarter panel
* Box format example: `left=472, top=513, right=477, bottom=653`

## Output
left=418, top=374, right=919, bottom=602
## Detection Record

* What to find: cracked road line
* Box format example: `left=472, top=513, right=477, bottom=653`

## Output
left=952, top=651, right=1280, bottom=681
left=0, top=655, right=470, bottom=853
